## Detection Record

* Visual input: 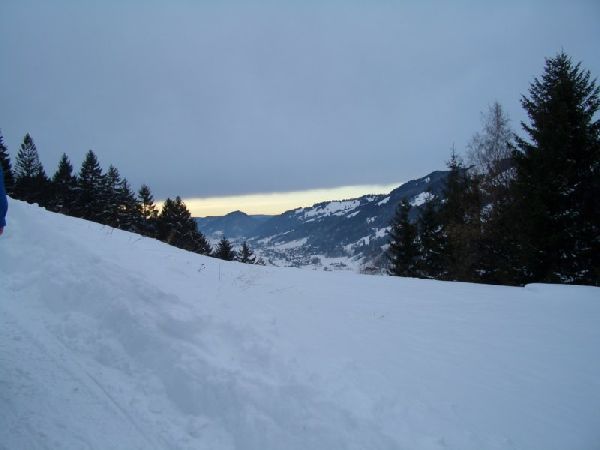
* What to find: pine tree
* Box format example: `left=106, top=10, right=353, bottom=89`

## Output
left=99, top=165, right=123, bottom=227
left=237, top=241, right=256, bottom=264
left=158, top=196, right=211, bottom=254
left=415, top=194, right=446, bottom=279
left=438, top=151, right=483, bottom=282
left=137, top=184, right=158, bottom=237
left=50, top=153, right=77, bottom=214
left=478, top=186, right=522, bottom=284
left=463, top=104, right=520, bottom=284
left=0, top=131, right=15, bottom=194
left=116, top=177, right=141, bottom=232
left=214, top=237, right=236, bottom=261
left=512, top=52, right=600, bottom=285
left=190, top=227, right=212, bottom=255
left=387, top=199, right=419, bottom=277
left=74, top=150, right=104, bottom=220
left=157, top=197, right=175, bottom=242
left=13, top=133, right=49, bottom=205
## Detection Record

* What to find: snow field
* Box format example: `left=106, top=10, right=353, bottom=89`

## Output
left=1, top=200, right=599, bottom=449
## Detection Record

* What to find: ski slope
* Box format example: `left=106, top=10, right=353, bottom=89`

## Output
left=1, top=200, right=599, bottom=450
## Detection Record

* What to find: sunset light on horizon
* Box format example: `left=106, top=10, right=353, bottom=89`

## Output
left=172, top=181, right=404, bottom=217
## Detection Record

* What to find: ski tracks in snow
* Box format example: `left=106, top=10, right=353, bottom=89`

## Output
left=0, top=303, right=159, bottom=450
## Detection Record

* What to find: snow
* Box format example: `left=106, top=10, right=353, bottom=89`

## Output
left=344, top=235, right=372, bottom=252
left=1, top=200, right=600, bottom=450
left=410, top=192, right=435, bottom=207
left=302, top=200, right=360, bottom=219
left=273, top=237, right=308, bottom=250
left=377, top=197, right=390, bottom=206
left=373, top=227, right=390, bottom=238
left=256, top=235, right=274, bottom=245
left=292, top=254, right=362, bottom=273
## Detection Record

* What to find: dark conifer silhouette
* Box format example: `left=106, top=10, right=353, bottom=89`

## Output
left=237, top=241, right=256, bottom=264
left=74, top=150, right=104, bottom=221
left=13, top=133, right=49, bottom=205
left=387, top=199, right=419, bottom=277
left=137, top=184, right=158, bottom=237
left=511, top=51, right=600, bottom=284
left=100, top=165, right=123, bottom=227
left=439, top=151, right=483, bottom=281
left=415, top=194, right=445, bottom=279
left=116, top=177, right=141, bottom=232
left=214, top=237, right=236, bottom=261
left=464, top=104, right=518, bottom=284
left=158, top=196, right=211, bottom=254
left=50, top=153, right=77, bottom=214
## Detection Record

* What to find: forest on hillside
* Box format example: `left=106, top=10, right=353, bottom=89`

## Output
left=388, top=52, right=600, bottom=285
left=387, top=52, right=599, bottom=286
left=2, top=52, right=598, bottom=286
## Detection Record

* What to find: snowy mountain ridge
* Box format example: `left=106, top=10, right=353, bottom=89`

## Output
left=1, top=200, right=599, bottom=449
left=197, top=170, right=450, bottom=271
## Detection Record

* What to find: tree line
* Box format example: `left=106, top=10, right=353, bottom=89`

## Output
left=0, top=137, right=256, bottom=263
left=387, top=52, right=599, bottom=286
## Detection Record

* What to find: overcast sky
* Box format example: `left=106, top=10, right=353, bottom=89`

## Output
left=1, top=1, right=599, bottom=215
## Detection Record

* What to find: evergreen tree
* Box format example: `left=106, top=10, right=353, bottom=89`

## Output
left=116, top=177, right=141, bottom=232
left=237, top=241, right=256, bottom=264
left=214, top=237, right=236, bottom=261
left=99, top=165, right=123, bottom=227
left=157, top=197, right=176, bottom=242
left=512, top=52, right=600, bottom=284
left=438, top=151, right=483, bottom=282
left=158, top=196, right=211, bottom=254
left=92, top=165, right=140, bottom=231
left=50, top=153, right=77, bottom=214
left=463, top=104, right=520, bottom=284
left=74, top=150, right=104, bottom=220
left=478, top=186, right=522, bottom=284
left=13, top=133, right=49, bottom=205
left=190, top=227, right=212, bottom=256
left=137, top=184, right=158, bottom=237
left=0, top=131, right=15, bottom=194
left=387, top=199, right=419, bottom=277
left=415, top=194, right=446, bottom=279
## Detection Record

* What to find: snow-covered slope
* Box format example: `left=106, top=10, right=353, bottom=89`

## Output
left=1, top=200, right=599, bottom=450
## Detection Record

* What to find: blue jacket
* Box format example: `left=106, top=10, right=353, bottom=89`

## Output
left=0, top=169, right=7, bottom=228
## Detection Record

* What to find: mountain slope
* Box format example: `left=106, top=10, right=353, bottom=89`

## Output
left=196, top=211, right=271, bottom=239
left=197, top=171, right=449, bottom=271
left=1, top=200, right=599, bottom=449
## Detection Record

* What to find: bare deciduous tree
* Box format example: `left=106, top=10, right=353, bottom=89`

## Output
left=466, top=101, right=514, bottom=188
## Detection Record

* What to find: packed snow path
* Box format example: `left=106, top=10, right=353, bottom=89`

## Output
left=1, top=200, right=599, bottom=449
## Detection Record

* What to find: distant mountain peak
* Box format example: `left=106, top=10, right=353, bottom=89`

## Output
left=226, top=210, right=249, bottom=217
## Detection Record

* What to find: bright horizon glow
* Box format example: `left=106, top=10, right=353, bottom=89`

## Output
left=162, top=182, right=404, bottom=217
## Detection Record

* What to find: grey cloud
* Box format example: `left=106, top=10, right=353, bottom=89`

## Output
left=1, top=1, right=599, bottom=198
